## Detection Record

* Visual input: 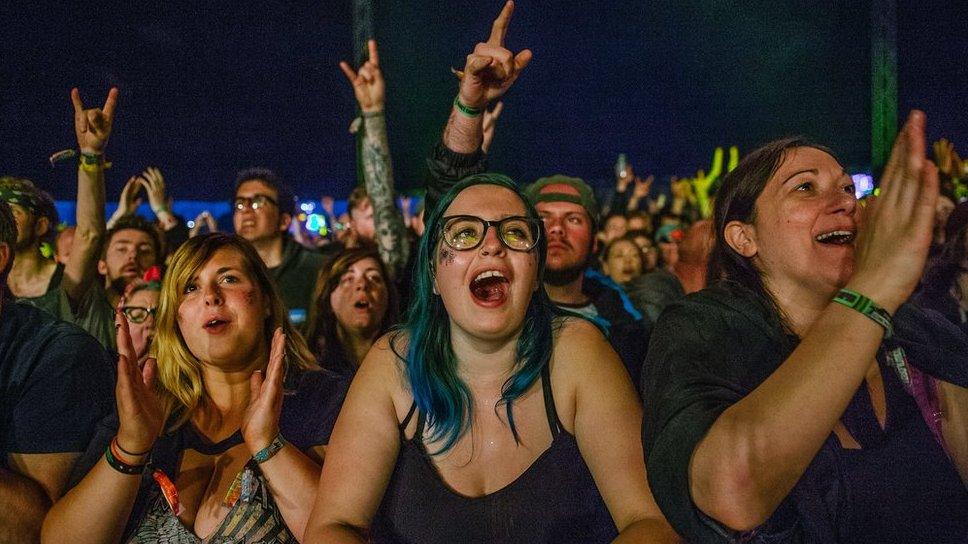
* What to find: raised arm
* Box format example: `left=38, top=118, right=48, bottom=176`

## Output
left=304, top=337, right=405, bottom=543
left=62, top=88, right=115, bottom=308
left=340, top=40, right=409, bottom=275
left=689, top=111, right=939, bottom=531
left=425, top=0, right=532, bottom=215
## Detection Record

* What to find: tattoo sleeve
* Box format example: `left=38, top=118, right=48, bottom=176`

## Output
left=361, top=114, right=409, bottom=275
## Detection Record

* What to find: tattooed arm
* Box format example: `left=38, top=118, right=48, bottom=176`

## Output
left=340, top=40, right=409, bottom=275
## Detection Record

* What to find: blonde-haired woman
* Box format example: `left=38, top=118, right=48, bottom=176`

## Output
left=43, top=233, right=348, bottom=543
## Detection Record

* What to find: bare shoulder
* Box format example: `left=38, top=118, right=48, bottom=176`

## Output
left=551, top=316, right=616, bottom=371
left=356, top=331, right=414, bottom=423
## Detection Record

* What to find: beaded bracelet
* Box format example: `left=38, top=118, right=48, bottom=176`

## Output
left=831, top=288, right=893, bottom=338
left=252, top=434, right=287, bottom=464
left=453, top=96, right=484, bottom=118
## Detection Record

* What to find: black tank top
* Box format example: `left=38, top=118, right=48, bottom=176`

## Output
left=840, top=358, right=968, bottom=543
left=370, top=362, right=618, bottom=544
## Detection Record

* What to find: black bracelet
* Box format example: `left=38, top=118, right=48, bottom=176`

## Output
left=115, top=436, right=151, bottom=457
left=105, top=446, right=146, bottom=475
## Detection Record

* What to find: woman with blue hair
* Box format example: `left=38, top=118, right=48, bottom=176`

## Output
left=305, top=173, right=677, bottom=543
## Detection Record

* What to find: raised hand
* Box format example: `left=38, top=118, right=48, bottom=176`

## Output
left=481, top=101, right=504, bottom=153
left=457, top=1, right=532, bottom=109
left=189, top=211, right=218, bottom=237
left=117, top=176, right=144, bottom=217
left=850, top=110, right=939, bottom=312
left=340, top=40, right=385, bottom=113
left=137, top=167, right=169, bottom=212
left=242, top=328, right=286, bottom=453
left=632, top=174, right=653, bottom=200
left=114, top=299, right=164, bottom=455
left=71, top=87, right=118, bottom=154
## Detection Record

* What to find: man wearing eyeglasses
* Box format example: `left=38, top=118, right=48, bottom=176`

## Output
left=232, top=167, right=328, bottom=327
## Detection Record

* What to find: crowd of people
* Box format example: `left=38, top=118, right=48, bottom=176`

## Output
left=2, top=2, right=967, bottom=543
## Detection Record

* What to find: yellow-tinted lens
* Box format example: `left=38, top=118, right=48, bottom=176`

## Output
left=444, top=217, right=484, bottom=249
left=500, top=218, right=536, bottom=250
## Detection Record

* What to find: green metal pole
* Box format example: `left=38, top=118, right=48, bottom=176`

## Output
left=870, top=0, right=897, bottom=175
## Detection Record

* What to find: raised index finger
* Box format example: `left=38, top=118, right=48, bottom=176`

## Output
left=487, top=0, right=515, bottom=47
left=102, top=87, right=119, bottom=119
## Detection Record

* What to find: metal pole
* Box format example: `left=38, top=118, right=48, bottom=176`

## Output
left=870, top=0, right=897, bottom=174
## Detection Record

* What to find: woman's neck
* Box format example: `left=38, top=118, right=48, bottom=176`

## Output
left=336, top=326, right=378, bottom=367
left=763, top=276, right=837, bottom=337
left=192, top=347, right=267, bottom=440
left=448, top=324, right=520, bottom=393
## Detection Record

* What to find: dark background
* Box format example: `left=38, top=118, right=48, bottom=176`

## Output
left=2, top=1, right=965, bottom=204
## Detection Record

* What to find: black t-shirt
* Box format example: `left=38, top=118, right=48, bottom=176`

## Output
left=0, top=301, right=114, bottom=465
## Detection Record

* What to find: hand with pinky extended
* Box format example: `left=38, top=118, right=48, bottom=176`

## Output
left=242, top=328, right=287, bottom=454
left=456, top=1, right=532, bottom=110
left=340, top=40, right=385, bottom=114
left=71, top=87, right=118, bottom=154
left=114, top=299, right=165, bottom=457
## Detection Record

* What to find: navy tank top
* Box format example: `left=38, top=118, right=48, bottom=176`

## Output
left=370, top=362, right=618, bottom=544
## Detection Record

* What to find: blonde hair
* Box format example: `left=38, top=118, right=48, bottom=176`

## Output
left=153, top=233, right=317, bottom=428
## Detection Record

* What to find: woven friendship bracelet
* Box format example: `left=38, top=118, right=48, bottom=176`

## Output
left=831, top=288, right=893, bottom=338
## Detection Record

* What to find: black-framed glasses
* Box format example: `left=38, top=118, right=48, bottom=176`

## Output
left=122, top=306, right=158, bottom=324
left=233, top=194, right=278, bottom=211
left=441, top=215, right=541, bottom=252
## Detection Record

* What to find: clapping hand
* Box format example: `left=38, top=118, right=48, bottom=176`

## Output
left=241, top=328, right=287, bottom=454
left=456, top=1, right=532, bottom=109
left=340, top=40, right=385, bottom=113
left=114, top=299, right=164, bottom=456
left=116, top=177, right=145, bottom=218
left=71, top=87, right=118, bottom=154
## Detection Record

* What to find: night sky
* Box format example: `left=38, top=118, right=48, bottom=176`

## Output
left=2, top=1, right=965, bottom=204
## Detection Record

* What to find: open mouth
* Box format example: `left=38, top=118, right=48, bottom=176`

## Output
left=469, top=270, right=510, bottom=306
left=353, top=299, right=371, bottom=309
left=815, top=230, right=855, bottom=245
left=203, top=318, right=229, bottom=332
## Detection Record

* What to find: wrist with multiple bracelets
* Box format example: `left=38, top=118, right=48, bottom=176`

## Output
left=252, top=434, right=287, bottom=464
left=105, top=436, right=150, bottom=475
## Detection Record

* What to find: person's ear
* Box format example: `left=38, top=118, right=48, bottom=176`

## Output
left=279, top=212, right=293, bottom=233
left=97, top=259, right=109, bottom=276
left=34, top=216, right=50, bottom=239
left=724, top=220, right=758, bottom=258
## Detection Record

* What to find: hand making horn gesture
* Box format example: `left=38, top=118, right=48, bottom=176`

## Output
left=457, top=0, right=533, bottom=109
left=340, top=39, right=385, bottom=114
left=71, top=87, right=118, bottom=154
left=241, top=328, right=287, bottom=454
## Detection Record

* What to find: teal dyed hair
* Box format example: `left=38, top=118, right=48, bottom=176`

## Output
left=391, top=173, right=557, bottom=454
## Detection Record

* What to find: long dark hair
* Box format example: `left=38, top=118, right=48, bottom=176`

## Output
left=708, top=137, right=840, bottom=333
left=305, top=246, right=399, bottom=374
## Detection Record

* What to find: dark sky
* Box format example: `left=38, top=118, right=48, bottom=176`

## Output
left=2, top=1, right=965, bottom=203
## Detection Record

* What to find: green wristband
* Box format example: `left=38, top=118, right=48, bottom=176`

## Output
left=831, top=288, right=893, bottom=338
left=453, top=96, right=484, bottom=117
